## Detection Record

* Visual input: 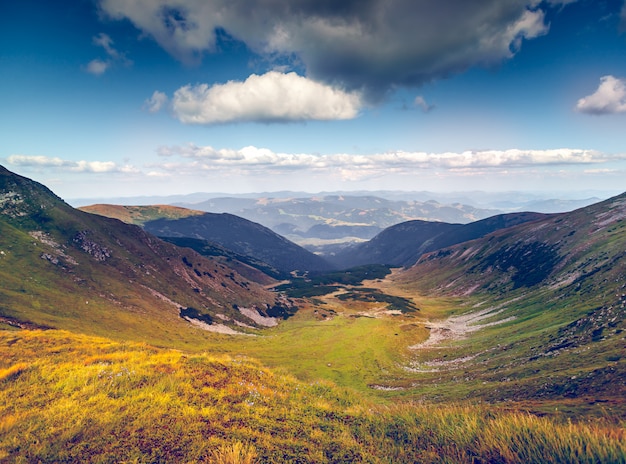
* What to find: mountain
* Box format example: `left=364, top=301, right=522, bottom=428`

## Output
left=81, top=204, right=333, bottom=276
left=330, top=220, right=460, bottom=268
left=3, top=167, right=626, bottom=461
left=0, top=165, right=294, bottom=343
left=142, top=212, right=335, bottom=274
left=390, top=192, right=626, bottom=402
left=181, top=194, right=500, bottom=245
left=330, top=212, right=547, bottom=268
left=400, top=195, right=626, bottom=294
left=79, top=203, right=205, bottom=225
left=74, top=193, right=606, bottom=251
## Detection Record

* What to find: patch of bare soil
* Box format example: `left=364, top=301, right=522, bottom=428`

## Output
left=184, top=317, right=254, bottom=336
left=404, top=306, right=515, bottom=372
left=409, top=306, right=514, bottom=351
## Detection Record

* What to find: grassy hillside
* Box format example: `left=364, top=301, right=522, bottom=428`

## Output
left=143, top=213, right=335, bottom=273
left=79, top=204, right=205, bottom=226
left=2, top=329, right=624, bottom=463
left=1, top=166, right=292, bottom=344
left=385, top=193, right=626, bottom=409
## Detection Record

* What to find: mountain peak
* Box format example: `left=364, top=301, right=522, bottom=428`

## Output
left=0, top=165, right=67, bottom=222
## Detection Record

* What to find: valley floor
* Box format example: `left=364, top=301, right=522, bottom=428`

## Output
left=2, top=273, right=625, bottom=462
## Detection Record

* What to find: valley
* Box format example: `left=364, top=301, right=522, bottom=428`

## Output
left=2, top=165, right=625, bottom=462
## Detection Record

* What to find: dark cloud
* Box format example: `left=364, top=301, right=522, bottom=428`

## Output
left=100, top=0, right=564, bottom=100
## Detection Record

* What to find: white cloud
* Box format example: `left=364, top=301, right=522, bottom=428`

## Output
left=6, top=155, right=137, bottom=173
left=414, top=96, right=434, bottom=113
left=98, top=0, right=557, bottom=98
left=171, top=71, right=363, bottom=124
left=7, top=155, right=67, bottom=167
left=93, top=33, right=119, bottom=59
left=157, top=145, right=618, bottom=175
left=144, top=91, right=168, bottom=113
left=576, top=75, right=626, bottom=115
left=85, top=32, right=131, bottom=75
left=86, top=59, right=110, bottom=76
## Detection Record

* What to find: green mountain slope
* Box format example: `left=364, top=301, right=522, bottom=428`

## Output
left=401, top=193, right=626, bottom=294
left=0, top=165, right=293, bottom=345
left=80, top=204, right=288, bottom=280
left=79, top=203, right=205, bottom=226
left=143, top=212, right=335, bottom=273
left=389, top=192, right=626, bottom=404
left=81, top=202, right=335, bottom=273
left=331, top=212, right=547, bottom=268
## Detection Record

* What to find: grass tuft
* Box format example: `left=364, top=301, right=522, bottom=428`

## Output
left=0, top=362, right=29, bottom=382
left=209, top=441, right=257, bottom=464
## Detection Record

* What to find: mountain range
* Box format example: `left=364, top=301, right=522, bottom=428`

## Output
left=328, top=211, right=549, bottom=268
left=0, top=165, right=294, bottom=343
left=0, top=163, right=626, bottom=407
left=80, top=204, right=334, bottom=276
left=176, top=195, right=501, bottom=245
left=2, top=164, right=626, bottom=460
left=81, top=204, right=553, bottom=274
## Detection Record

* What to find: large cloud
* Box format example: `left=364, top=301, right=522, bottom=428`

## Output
left=99, top=0, right=559, bottom=98
left=576, top=75, right=626, bottom=115
left=170, top=71, right=362, bottom=123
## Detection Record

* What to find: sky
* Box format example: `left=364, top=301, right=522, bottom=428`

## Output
left=2, top=0, right=626, bottom=200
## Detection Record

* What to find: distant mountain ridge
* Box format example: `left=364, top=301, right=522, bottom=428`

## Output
left=69, top=189, right=612, bottom=212
left=330, top=212, right=548, bottom=268
left=399, top=194, right=626, bottom=294
left=183, top=195, right=500, bottom=245
left=81, top=204, right=333, bottom=275
left=143, top=212, right=335, bottom=274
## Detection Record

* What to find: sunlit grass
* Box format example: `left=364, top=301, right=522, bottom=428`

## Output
left=2, top=329, right=624, bottom=463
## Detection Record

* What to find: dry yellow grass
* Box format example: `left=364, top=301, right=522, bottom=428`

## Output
left=1, top=328, right=624, bottom=463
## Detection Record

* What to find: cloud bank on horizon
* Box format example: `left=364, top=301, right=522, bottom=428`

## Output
left=10, top=146, right=624, bottom=182
left=2, top=0, right=626, bottom=197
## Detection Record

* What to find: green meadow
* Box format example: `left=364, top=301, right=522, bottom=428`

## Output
left=2, top=328, right=625, bottom=463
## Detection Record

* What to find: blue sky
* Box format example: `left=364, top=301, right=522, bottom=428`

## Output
left=2, top=0, right=626, bottom=199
